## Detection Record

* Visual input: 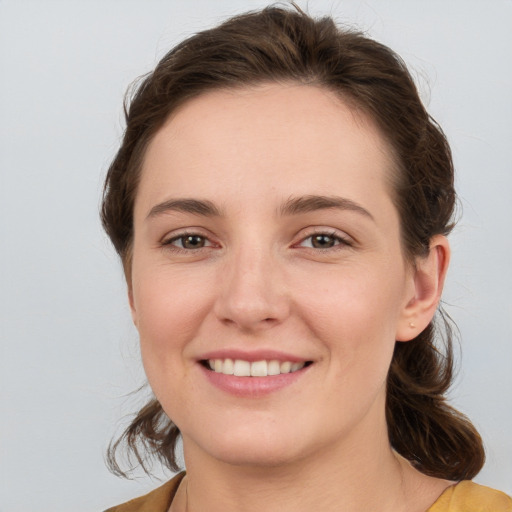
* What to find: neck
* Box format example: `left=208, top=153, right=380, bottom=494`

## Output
left=180, top=414, right=413, bottom=512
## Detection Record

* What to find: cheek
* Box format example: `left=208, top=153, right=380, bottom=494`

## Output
left=132, top=266, right=215, bottom=374
left=298, top=262, right=404, bottom=331
left=294, top=263, right=404, bottom=372
left=133, top=270, right=216, bottom=419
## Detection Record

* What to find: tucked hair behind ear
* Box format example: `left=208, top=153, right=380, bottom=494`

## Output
left=102, top=4, right=484, bottom=480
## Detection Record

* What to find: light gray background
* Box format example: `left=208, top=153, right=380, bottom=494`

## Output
left=1, top=1, right=511, bottom=510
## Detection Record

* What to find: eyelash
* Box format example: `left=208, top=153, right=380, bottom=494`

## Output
left=161, top=231, right=215, bottom=252
left=161, top=229, right=352, bottom=253
left=296, top=230, right=352, bottom=250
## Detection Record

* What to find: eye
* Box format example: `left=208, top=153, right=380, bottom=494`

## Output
left=298, top=232, right=350, bottom=249
left=163, top=233, right=214, bottom=250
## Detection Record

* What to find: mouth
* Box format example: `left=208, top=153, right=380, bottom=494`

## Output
left=201, top=358, right=313, bottom=377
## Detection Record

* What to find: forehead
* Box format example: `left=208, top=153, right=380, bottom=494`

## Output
left=137, top=83, right=396, bottom=215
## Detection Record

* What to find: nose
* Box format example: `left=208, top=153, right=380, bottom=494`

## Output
left=214, top=245, right=290, bottom=332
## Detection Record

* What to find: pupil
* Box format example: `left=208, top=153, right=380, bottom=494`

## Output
left=183, top=235, right=204, bottom=248
left=312, top=234, right=334, bottom=248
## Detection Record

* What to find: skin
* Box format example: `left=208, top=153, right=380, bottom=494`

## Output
left=129, top=83, right=452, bottom=512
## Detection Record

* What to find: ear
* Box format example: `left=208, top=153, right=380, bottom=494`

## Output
left=396, top=235, right=451, bottom=342
left=123, top=252, right=139, bottom=328
left=127, top=284, right=138, bottom=328
left=126, top=270, right=139, bottom=328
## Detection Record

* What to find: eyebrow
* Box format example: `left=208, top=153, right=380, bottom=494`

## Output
left=280, top=195, right=374, bottom=220
left=146, top=195, right=374, bottom=221
left=146, top=198, right=222, bottom=219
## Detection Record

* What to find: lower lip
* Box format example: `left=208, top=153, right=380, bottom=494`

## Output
left=199, top=364, right=310, bottom=397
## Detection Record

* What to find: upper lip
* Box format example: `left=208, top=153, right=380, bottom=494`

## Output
left=198, top=349, right=311, bottom=363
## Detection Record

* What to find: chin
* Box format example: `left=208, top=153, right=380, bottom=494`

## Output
left=185, top=418, right=321, bottom=469
left=209, top=440, right=303, bottom=468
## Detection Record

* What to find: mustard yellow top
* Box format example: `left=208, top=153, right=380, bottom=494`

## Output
left=104, top=473, right=512, bottom=512
left=426, top=480, right=512, bottom=512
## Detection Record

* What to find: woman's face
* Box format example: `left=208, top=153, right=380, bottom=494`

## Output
left=129, top=84, right=418, bottom=467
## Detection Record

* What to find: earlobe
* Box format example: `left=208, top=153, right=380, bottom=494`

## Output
left=396, top=235, right=451, bottom=342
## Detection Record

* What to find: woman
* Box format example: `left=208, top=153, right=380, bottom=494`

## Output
left=102, top=6, right=512, bottom=512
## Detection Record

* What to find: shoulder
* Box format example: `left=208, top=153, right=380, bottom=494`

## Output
left=103, top=472, right=185, bottom=512
left=428, top=481, right=512, bottom=512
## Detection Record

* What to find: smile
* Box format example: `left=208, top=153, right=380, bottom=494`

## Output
left=206, top=359, right=309, bottom=377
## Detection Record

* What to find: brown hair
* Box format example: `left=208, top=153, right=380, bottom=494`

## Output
left=102, top=5, right=484, bottom=480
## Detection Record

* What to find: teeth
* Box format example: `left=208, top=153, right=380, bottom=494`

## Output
left=280, top=361, right=292, bottom=374
left=207, top=358, right=307, bottom=377
left=251, top=360, right=267, bottom=377
left=233, top=359, right=251, bottom=377
left=223, top=358, right=234, bottom=375
left=291, top=362, right=303, bottom=372
left=268, top=360, right=280, bottom=375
